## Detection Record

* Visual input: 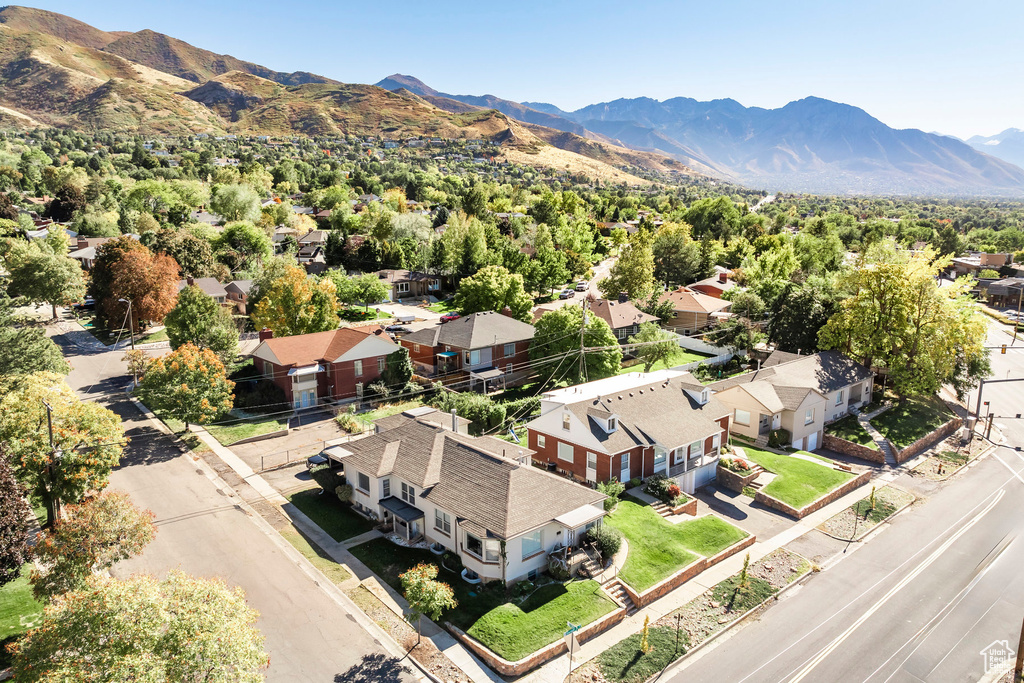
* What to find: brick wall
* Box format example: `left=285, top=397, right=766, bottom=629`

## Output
left=755, top=470, right=872, bottom=519
left=446, top=605, right=626, bottom=676
left=893, top=417, right=963, bottom=464
left=822, top=434, right=887, bottom=465
left=529, top=430, right=647, bottom=483
left=716, top=463, right=760, bottom=493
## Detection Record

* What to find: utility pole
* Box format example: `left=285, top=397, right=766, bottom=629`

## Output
left=578, top=299, right=588, bottom=381
left=119, top=297, right=137, bottom=386
left=41, top=400, right=62, bottom=525
left=1013, top=284, right=1023, bottom=346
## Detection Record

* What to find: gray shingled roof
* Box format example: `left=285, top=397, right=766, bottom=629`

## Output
left=375, top=409, right=472, bottom=433
left=564, top=375, right=730, bottom=452
left=402, top=311, right=535, bottom=349
left=708, top=351, right=872, bottom=408
left=338, top=421, right=601, bottom=539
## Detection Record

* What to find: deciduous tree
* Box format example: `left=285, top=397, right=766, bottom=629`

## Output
left=331, top=272, right=390, bottom=311
left=453, top=265, right=533, bottom=321
left=599, top=231, right=655, bottom=301
left=140, top=344, right=234, bottom=431
left=11, top=571, right=269, bottom=682
left=109, top=248, right=180, bottom=332
left=209, top=183, right=261, bottom=223
left=400, top=563, right=457, bottom=645
left=164, top=286, right=239, bottom=364
left=217, top=221, right=273, bottom=271
left=0, top=285, right=68, bottom=377
left=0, top=372, right=125, bottom=527
left=31, top=490, right=155, bottom=600
left=5, top=231, right=86, bottom=319
left=251, top=265, right=338, bottom=336
left=0, top=448, right=31, bottom=588
left=530, top=306, right=621, bottom=384
left=382, top=347, right=413, bottom=389
left=628, top=322, right=678, bottom=372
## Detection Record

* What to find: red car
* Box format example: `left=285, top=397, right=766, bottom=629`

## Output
left=440, top=312, right=461, bottom=323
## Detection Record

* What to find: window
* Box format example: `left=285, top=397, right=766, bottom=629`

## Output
left=701, top=390, right=709, bottom=404
left=712, top=433, right=721, bottom=452
left=557, top=442, right=574, bottom=463
left=354, top=360, right=363, bottom=377
left=689, top=440, right=703, bottom=458
left=587, top=451, right=598, bottom=470
left=434, top=509, right=451, bottom=535
left=522, top=530, right=543, bottom=559
left=397, top=282, right=410, bottom=294
left=527, top=569, right=538, bottom=581
left=378, top=357, right=385, bottom=374
left=413, top=344, right=420, bottom=353
left=734, top=409, right=751, bottom=426
left=485, top=540, right=500, bottom=563
left=537, top=434, right=546, bottom=448
left=382, top=478, right=390, bottom=498
left=562, top=413, right=571, bottom=431
left=430, top=279, right=440, bottom=290
left=401, top=482, right=416, bottom=504
left=466, top=533, right=483, bottom=558
left=621, top=452, right=630, bottom=472
left=504, top=343, right=515, bottom=357
left=835, top=390, right=844, bottom=406
left=262, top=360, right=272, bottom=378
left=616, top=327, right=630, bottom=339
left=654, top=448, right=667, bottom=466
left=357, top=472, right=370, bottom=493
left=805, top=408, right=815, bottom=425
left=607, top=417, right=617, bottom=431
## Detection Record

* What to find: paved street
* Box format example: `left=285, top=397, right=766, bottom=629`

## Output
left=667, top=320, right=1024, bottom=683
left=54, top=326, right=418, bottom=683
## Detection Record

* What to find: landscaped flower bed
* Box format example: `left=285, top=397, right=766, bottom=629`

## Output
left=817, top=485, right=915, bottom=541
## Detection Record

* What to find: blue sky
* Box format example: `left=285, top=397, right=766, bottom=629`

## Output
left=24, top=0, right=1024, bottom=139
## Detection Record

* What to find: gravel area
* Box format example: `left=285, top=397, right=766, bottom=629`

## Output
left=346, top=585, right=471, bottom=683
left=653, top=549, right=809, bottom=645
left=911, top=434, right=986, bottom=481
left=817, top=485, right=915, bottom=540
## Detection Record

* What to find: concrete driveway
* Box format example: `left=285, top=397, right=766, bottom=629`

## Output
left=374, top=301, right=442, bottom=321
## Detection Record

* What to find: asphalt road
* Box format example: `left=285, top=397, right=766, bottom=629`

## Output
left=668, top=320, right=1024, bottom=683
left=54, top=329, right=417, bottom=683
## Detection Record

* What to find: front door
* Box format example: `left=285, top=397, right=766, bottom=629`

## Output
left=620, top=452, right=630, bottom=482
left=759, top=414, right=771, bottom=435
left=295, top=388, right=316, bottom=409
left=586, top=452, right=598, bottom=483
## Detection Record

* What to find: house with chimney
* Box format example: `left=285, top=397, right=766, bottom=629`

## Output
left=657, top=286, right=733, bottom=334
left=687, top=268, right=737, bottom=299
left=587, top=297, right=660, bottom=343
left=177, top=277, right=228, bottom=305
left=399, top=311, right=535, bottom=388
left=225, top=280, right=252, bottom=314
left=526, top=371, right=731, bottom=493
left=251, top=326, right=401, bottom=409
left=324, top=416, right=605, bottom=584
left=376, top=269, right=443, bottom=301
left=707, top=350, right=874, bottom=451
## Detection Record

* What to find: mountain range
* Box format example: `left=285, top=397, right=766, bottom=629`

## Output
left=375, top=74, right=1024, bottom=196
left=0, top=5, right=1021, bottom=196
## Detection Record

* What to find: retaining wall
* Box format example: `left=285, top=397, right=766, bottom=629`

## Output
left=446, top=604, right=626, bottom=677
left=716, top=464, right=760, bottom=492
left=822, top=433, right=886, bottom=465
left=228, top=427, right=290, bottom=446
left=893, top=417, right=963, bottom=464
left=672, top=497, right=698, bottom=516
left=755, top=470, right=872, bottom=519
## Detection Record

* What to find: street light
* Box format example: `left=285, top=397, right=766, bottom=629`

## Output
left=118, top=297, right=137, bottom=386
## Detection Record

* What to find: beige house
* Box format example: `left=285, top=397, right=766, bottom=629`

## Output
left=708, top=351, right=874, bottom=451
left=657, top=286, right=733, bottom=334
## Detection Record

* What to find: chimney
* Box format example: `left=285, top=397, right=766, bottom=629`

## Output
left=618, top=291, right=629, bottom=304
left=451, top=409, right=458, bottom=432
left=259, top=328, right=274, bottom=342
left=718, top=272, right=727, bottom=283
left=77, top=236, right=88, bottom=249
left=499, top=306, right=515, bottom=318
left=186, top=276, right=195, bottom=287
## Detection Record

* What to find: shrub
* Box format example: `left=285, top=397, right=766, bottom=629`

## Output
left=441, top=551, right=463, bottom=573
left=233, top=378, right=287, bottom=415
left=548, top=558, right=571, bottom=581
left=667, top=483, right=681, bottom=499
left=335, top=408, right=363, bottom=434
left=514, top=580, right=534, bottom=599
left=335, top=484, right=353, bottom=503
left=629, top=477, right=643, bottom=489
left=311, top=466, right=343, bottom=493
left=367, top=380, right=390, bottom=402
left=720, top=457, right=752, bottom=473
left=643, top=473, right=676, bottom=504
left=768, top=428, right=791, bottom=449
left=586, top=525, right=623, bottom=560
left=597, top=478, right=625, bottom=511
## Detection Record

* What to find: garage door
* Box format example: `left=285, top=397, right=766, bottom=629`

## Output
left=806, top=432, right=818, bottom=451
left=792, top=437, right=803, bottom=451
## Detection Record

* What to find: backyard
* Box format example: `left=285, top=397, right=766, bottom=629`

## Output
left=605, top=500, right=749, bottom=592
left=348, top=538, right=615, bottom=661
left=286, top=488, right=375, bottom=542
left=738, top=446, right=854, bottom=509
left=870, top=394, right=952, bottom=449
left=618, top=347, right=711, bottom=374
left=826, top=415, right=879, bottom=449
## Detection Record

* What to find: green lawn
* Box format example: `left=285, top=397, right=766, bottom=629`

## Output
left=605, top=500, right=748, bottom=591
left=279, top=526, right=352, bottom=585
left=618, top=348, right=710, bottom=375
left=349, top=538, right=614, bottom=661
left=357, top=399, right=426, bottom=424
left=0, top=569, right=44, bottom=667
left=205, top=412, right=289, bottom=446
left=339, top=307, right=388, bottom=322
left=826, top=415, right=879, bottom=449
left=287, top=489, right=376, bottom=542
left=467, top=581, right=616, bottom=661
left=739, top=447, right=854, bottom=509
left=137, top=328, right=168, bottom=344
left=870, top=395, right=952, bottom=449
left=427, top=299, right=459, bottom=314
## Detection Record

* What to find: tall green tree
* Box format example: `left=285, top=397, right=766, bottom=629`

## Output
left=453, top=265, right=533, bottom=321
left=530, top=306, right=622, bottom=384
left=11, top=571, right=269, bottom=682
left=217, top=221, right=273, bottom=271
left=0, top=448, right=31, bottom=589
left=251, top=265, right=338, bottom=336
left=209, top=183, right=261, bottom=223
left=767, top=277, right=838, bottom=354
left=0, top=372, right=125, bottom=528
left=382, top=347, right=413, bottom=389
left=5, top=231, right=86, bottom=319
left=599, top=231, right=655, bottom=301
left=0, top=285, right=68, bottom=377
left=140, top=344, right=234, bottom=431
left=163, top=286, right=239, bottom=364
left=628, top=322, right=678, bottom=372
left=400, top=563, right=457, bottom=645
left=330, top=272, right=390, bottom=311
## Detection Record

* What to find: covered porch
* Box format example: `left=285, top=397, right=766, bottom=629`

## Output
left=469, top=367, right=506, bottom=392
left=436, top=350, right=460, bottom=375
left=379, top=497, right=424, bottom=542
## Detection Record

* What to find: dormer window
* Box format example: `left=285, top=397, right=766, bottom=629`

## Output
left=562, top=413, right=571, bottom=431
left=701, top=390, right=709, bottom=404
left=607, top=417, right=617, bottom=431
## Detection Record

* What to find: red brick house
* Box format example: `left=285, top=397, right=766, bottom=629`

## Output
left=399, top=311, right=534, bottom=389
left=251, top=326, right=401, bottom=408
left=525, top=371, right=730, bottom=493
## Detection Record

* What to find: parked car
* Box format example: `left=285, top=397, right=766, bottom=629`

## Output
left=575, top=281, right=588, bottom=291
left=440, top=312, right=461, bottom=323
left=306, top=453, right=329, bottom=471
left=385, top=324, right=411, bottom=333
left=559, top=289, right=575, bottom=299
left=72, top=297, right=96, bottom=311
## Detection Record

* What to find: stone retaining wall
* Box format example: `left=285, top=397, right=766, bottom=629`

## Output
left=893, top=417, right=963, bottom=464
left=672, top=497, right=698, bottom=516
left=716, top=463, right=760, bottom=492
left=755, top=470, right=872, bottom=519
left=621, top=533, right=757, bottom=608
left=228, top=427, right=290, bottom=446
left=446, top=604, right=626, bottom=677
left=822, top=433, right=886, bottom=465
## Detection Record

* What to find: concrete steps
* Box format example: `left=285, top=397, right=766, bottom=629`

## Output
left=650, top=500, right=673, bottom=518
left=604, top=579, right=638, bottom=615
left=580, top=557, right=602, bottom=579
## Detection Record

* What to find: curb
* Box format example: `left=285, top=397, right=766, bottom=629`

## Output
left=647, top=552, right=816, bottom=682
left=815, top=494, right=916, bottom=544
